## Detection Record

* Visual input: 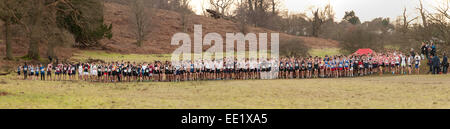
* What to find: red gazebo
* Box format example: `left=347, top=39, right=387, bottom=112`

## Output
left=353, top=48, right=375, bottom=55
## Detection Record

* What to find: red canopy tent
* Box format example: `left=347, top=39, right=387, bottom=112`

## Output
left=353, top=48, right=375, bottom=55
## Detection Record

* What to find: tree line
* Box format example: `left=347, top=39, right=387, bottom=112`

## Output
left=206, top=0, right=449, bottom=55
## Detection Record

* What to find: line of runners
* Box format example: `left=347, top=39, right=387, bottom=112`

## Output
left=16, top=51, right=429, bottom=82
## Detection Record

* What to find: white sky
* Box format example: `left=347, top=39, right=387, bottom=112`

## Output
left=190, top=0, right=444, bottom=22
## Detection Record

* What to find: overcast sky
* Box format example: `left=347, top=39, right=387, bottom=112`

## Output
left=191, top=0, right=444, bottom=22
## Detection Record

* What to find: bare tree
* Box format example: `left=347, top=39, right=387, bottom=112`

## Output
left=309, top=3, right=335, bottom=37
left=209, top=0, right=235, bottom=16
left=427, top=0, right=450, bottom=49
left=234, top=0, right=249, bottom=33
left=269, top=0, right=282, bottom=15
left=22, top=0, right=46, bottom=60
left=415, top=0, right=433, bottom=41
left=417, top=0, right=428, bottom=28
left=200, top=0, right=208, bottom=16
left=130, top=0, right=153, bottom=47
left=155, top=0, right=169, bottom=9
left=434, top=0, right=450, bottom=19
left=322, top=3, right=335, bottom=22
left=279, top=13, right=309, bottom=36
left=400, top=8, right=417, bottom=34
left=271, top=0, right=275, bottom=15
left=178, top=0, right=192, bottom=32
left=0, top=0, right=23, bottom=60
left=310, top=9, right=323, bottom=37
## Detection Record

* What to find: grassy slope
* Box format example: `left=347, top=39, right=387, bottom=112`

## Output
left=72, top=51, right=171, bottom=63
left=1, top=74, right=449, bottom=109
left=101, top=2, right=340, bottom=54
left=309, top=48, right=341, bottom=57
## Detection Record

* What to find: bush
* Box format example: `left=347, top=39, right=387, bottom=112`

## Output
left=279, top=38, right=310, bottom=57
left=339, top=27, right=383, bottom=54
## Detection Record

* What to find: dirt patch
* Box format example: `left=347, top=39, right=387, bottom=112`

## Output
left=0, top=91, right=10, bottom=96
left=0, top=72, right=10, bottom=76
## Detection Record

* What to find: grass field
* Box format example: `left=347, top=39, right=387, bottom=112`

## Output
left=1, top=74, right=449, bottom=109
left=309, top=48, right=341, bottom=57
left=72, top=51, right=172, bottom=63
left=2, top=50, right=448, bottom=109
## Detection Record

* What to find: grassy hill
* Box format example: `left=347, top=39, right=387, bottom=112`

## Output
left=101, top=2, right=340, bottom=54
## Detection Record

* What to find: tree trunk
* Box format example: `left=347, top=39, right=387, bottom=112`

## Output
left=248, top=0, right=253, bottom=12
left=137, top=34, right=142, bottom=47
left=272, top=0, right=275, bottom=15
left=418, top=0, right=430, bottom=40
left=27, top=30, right=40, bottom=60
left=4, top=20, right=13, bottom=60
left=402, top=8, right=408, bottom=34
left=419, top=0, right=427, bottom=28
left=137, top=40, right=142, bottom=47
left=247, top=0, right=255, bottom=27
left=47, top=39, right=55, bottom=60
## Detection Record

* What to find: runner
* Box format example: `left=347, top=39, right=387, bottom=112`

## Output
left=40, top=64, right=45, bottom=80
left=415, top=53, right=421, bottom=74
left=47, top=63, right=53, bottom=81
left=17, top=65, right=21, bottom=79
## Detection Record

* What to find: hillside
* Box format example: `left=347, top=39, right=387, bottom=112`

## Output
left=101, top=2, right=339, bottom=54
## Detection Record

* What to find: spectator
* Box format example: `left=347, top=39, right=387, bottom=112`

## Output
left=48, top=56, right=53, bottom=63
left=443, top=53, right=448, bottom=74
left=421, top=42, right=428, bottom=59
left=430, top=42, right=436, bottom=56
left=432, top=55, right=440, bottom=74
left=427, top=55, right=433, bottom=74
left=410, top=48, right=415, bottom=57
left=420, top=42, right=425, bottom=53
left=427, top=43, right=432, bottom=59
left=23, top=62, right=28, bottom=80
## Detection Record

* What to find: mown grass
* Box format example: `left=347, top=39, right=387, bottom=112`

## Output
left=1, top=74, right=449, bottom=109
left=309, top=48, right=341, bottom=57
left=71, top=51, right=172, bottom=63
left=384, top=44, right=401, bottom=50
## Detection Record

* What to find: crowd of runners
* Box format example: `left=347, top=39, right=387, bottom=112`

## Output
left=15, top=49, right=449, bottom=82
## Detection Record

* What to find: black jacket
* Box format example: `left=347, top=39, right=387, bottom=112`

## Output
left=421, top=45, right=427, bottom=54
left=443, top=56, right=448, bottom=66
left=433, top=56, right=440, bottom=67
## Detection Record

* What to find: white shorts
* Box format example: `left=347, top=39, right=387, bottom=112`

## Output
left=92, top=70, right=97, bottom=76
left=84, top=72, right=89, bottom=75
left=401, top=63, right=406, bottom=67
